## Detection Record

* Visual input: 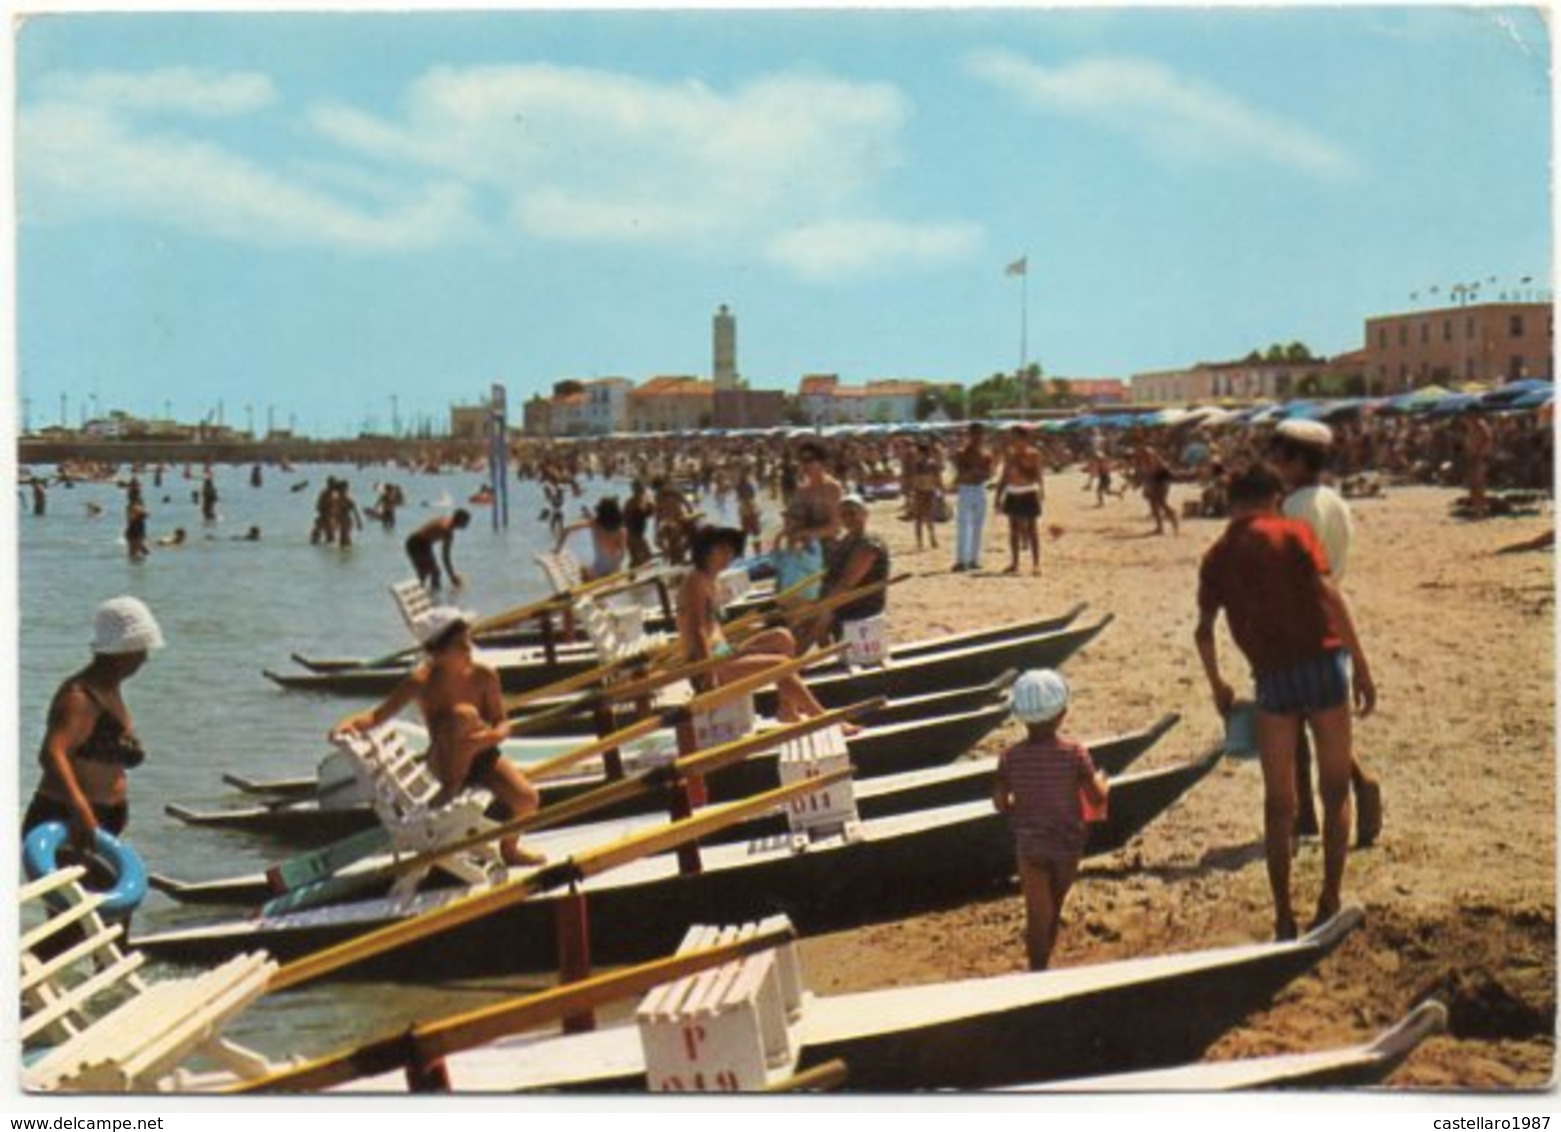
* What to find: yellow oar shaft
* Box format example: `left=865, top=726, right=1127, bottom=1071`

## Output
left=522, top=646, right=828, bottom=783
left=767, top=1060, right=850, bottom=1093
left=234, top=926, right=794, bottom=1093
left=579, top=769, right=850, bottom=877
left=268, top=768, right=841, bottom=992
left=287, top=701, right=875, bottom=920
left=522, top=714, right=667, bottom=782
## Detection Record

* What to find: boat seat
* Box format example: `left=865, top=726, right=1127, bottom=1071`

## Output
left=536, top=550, right=584, bottom=595
left=637, top=916, right=803, bottom=1091
left=715, top=566, right=751, bottom=608
left=389, top=579, right=436, bottom=638
left=331, top=729, right=501, bottom=889
left=21, top=867, right=277, bottom=1093
left=840, top=614, right=890, bottom=669
left=572, top=596, right=673, bottom=666
left=777, top=726, right=860, bottom=847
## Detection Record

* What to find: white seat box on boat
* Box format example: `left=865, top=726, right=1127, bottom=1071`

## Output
left=777, top=725, right=860, bottom=844
left=638, top=917, right=801, bottom=1092
left=841, top=614, right=890, bottom=669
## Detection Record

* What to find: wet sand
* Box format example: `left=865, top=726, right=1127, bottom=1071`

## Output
left=800, top=475, right=1555, bottom=1088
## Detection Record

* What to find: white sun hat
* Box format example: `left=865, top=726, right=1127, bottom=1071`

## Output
left=1011, top=668, right=1069, bottom=724
left=413, top=606, right=477, bottom=648
left=1275, top=419, right=1334, bottom=448
left=91, top=596, right=165, bottom=655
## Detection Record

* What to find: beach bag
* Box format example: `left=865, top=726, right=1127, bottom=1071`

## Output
left=1081, top=787, right=1109, bottom=824
left=931, top=493, right=951, bottom=524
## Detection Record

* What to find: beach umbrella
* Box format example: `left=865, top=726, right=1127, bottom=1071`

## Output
left=1427, top=393, right=1483, bottom=417
left=1278, top=401, right=1325, bottom=420
left=1508, top=387, right=1554, bottom=411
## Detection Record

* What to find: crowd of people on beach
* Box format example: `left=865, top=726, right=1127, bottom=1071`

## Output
left=18, top=395, right=1551, bottom=971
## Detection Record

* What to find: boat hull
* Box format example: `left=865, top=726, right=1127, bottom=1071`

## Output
left=332, top=909, right=1365, bottom=1093
left=149, top=737, right=1203, bottom=907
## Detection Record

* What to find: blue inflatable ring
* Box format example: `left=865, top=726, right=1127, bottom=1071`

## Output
left=23, top=822, right=147, bottom=919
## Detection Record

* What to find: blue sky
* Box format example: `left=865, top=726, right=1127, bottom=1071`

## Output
left=12, top=6, right=1553, bottom=436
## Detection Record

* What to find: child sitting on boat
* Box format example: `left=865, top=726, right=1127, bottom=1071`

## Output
left=992, top=669, right=1109, bottom=971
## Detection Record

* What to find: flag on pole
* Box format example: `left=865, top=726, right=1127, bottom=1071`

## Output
left=1005, top=256, right=1028, bottom=277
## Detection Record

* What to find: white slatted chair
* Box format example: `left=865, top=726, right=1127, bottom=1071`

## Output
left=389, top=578, right=436, bottom=638
left=777, top=726, right=861, bottom=847
left=536, top=550, right=585, bottom=595
left=21, top=866, right=277, bottom=1093
left=638, top=916, right=804, bottom=1092
left=332, top=728, right=502, bottom=892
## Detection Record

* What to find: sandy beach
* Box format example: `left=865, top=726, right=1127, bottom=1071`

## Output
left=798, top=474, right=1555, bottom=1088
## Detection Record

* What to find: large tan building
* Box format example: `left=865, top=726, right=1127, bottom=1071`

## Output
left=1363, top=302, right=1552, bottom=391
left=628, top=376, right=714, bottom=433
left=1131, top=360, right=1320, bottom=405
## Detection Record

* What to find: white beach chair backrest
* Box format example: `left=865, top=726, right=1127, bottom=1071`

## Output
left=777, top=726, right=860, bottom=845
left=20, top=867, right=277, bottom=1092
left=389, top=579, right=435, bottom=637
left=637, top=915, right=802, bottom=1092
left=332, top=729, right=498, bottom=881
left=536, top=550, right=584, bottom=594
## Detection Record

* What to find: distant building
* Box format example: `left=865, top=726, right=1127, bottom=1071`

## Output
left=1363, top=301, right=1552, bottom=391
left=713, top=388, right=785, bottom=430
left=796, top=375, right=933, bottom=425
left=713, top=305, right=738, bottom=391
left=449, top=403, right=489, bottom=440
left=521, top=378, right=632, bottom=436
left=522, top=395, right=552, bottom=438
left=629, top=376, right=714, bottom=433
left=1131, top=360, right=1322, bottom=405
left=1053, top=377, right=1130, bottom=405
left=584, top=378, right=632, bottom=434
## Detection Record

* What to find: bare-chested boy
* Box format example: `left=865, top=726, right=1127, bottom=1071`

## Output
left=333, top=607, right=544, bottom=868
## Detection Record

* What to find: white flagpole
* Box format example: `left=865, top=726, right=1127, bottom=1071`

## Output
left=1019, top=259, right=1030, bottom=414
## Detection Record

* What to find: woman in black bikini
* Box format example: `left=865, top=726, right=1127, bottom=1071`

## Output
left=24, top=597, right=164, bottom=846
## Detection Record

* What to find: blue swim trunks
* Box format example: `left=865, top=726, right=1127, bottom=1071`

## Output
left=1255, top=650, right=1350, bottom=715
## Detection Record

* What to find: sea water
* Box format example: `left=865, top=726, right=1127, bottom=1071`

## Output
left=16, top=461, right=748, bottom=1066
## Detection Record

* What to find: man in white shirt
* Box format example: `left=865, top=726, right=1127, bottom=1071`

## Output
left=1270, top=420, right=1383, bottom=848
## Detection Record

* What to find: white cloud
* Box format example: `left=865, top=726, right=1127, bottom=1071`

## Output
left=309, top=63, right=973, bottom=275
left=766, top=218, right=983, bottom=282
left=20, top=60, right=981, bottom=275
left=19, top=101, right=473, bottom=251
left=37, top=66, right=278, bottom=118
left=965, top=49, right=1357, bottom=181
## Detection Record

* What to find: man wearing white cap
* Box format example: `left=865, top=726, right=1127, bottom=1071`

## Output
left=797, top=492, right=890, bottom=649
left=1270, top=420, right=1382, bottom=848
left=24, top=597, right=164, bottom=846
left=993, top=669, right=1109, bottom=970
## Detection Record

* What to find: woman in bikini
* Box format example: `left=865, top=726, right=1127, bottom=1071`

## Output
left=678, top=526, right=849, bottom=730
left=333, top=607, right=545, bottom=868
left=24, top=597, right=165, bottom=846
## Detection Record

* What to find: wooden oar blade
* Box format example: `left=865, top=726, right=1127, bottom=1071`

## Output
left=267, top=827, right=393, bottom=895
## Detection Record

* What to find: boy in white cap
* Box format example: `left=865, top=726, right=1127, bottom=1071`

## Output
left=334, top=606, right=545, bottom=868
left=992, top=669, right=1109, bottom=970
